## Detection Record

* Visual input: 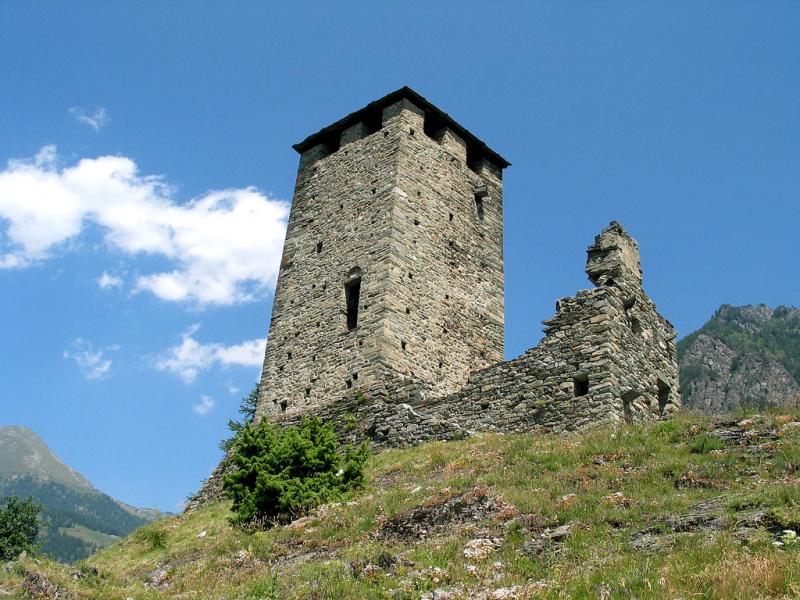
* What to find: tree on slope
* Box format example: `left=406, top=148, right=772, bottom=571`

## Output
left=0, top=496, right=46, bottom=560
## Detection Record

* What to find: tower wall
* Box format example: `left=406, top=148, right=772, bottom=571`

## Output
left=376, top=105, right=505, bottom=401
left=257, top=91, right=507, bottom=419
left=257, top=111, right=398, bottom=418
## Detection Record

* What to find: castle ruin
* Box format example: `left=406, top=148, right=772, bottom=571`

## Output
left=257, top=87, right=679, bottom=446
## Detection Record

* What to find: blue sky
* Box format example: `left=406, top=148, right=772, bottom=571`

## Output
left=1, top=1, right=798, bottom=512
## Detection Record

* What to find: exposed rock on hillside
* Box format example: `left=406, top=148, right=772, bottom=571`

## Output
left=678, top=304, right=800, bottom=414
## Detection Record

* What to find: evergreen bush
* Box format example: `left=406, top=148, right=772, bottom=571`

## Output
left=220, top=385, right=260, bottom=452
left=223, top=417, right=368, bottom=526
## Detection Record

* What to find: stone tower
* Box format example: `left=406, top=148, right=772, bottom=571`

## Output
left=257, top=87, right=510, bottom=420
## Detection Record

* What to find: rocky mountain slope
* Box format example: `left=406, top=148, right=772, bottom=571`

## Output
left=3, top=412, right=800, bottom=599
left=677, top=304, right=800, bottom=414
left=0, top=426, right=163, bottom=563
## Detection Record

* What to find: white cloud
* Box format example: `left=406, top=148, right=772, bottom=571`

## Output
left=156, top=324, right=265, bottom=384
left=63, top=338, right=116, bottom=380
left=226, top=382, right=241, bottom=395
left=98, top=271, right=123, bottom=289
left=192, top=395, right=215, bottom=416
left=68, top=106, right=110, bottom=131
left=0, top=146, right=289, bottom=306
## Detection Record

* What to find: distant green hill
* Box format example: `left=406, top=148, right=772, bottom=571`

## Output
left=0, top=426, right=163, bottom=563
left=677, top=304, right=800, bottom=414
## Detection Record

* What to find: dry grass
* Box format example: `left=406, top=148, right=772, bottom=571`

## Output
left=702, top=554, right=795, bottom=599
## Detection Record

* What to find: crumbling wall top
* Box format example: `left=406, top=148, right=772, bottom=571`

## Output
left=585, top=221, right=643, bottom=293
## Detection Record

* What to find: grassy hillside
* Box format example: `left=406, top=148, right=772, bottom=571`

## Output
left=4, top=412, right=800, bottom=599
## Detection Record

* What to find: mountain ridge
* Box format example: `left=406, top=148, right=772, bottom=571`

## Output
left=677, top=303, right=800, bottom=414
left=0, top=425, right=163, bottom=563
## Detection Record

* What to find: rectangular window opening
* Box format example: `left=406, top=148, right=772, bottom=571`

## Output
left=345, top=278, right=362, bottom=331
left=573, top=375, right=589, bottom=397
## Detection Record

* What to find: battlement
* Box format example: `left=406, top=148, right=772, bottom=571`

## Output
left=294, top=87, right=510, bottom=176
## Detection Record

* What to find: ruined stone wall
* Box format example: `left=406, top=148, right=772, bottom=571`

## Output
left=266, top=223, right=680, bottom=449
left=422, top=286, right=626, bottom=435
left=406, top=222, right=681, bottom=437
left=583, top=223, right=680, bottom=420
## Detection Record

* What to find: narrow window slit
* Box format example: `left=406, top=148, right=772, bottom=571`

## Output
left=474, top=194, right=485, bottom=221
left=345, top=269, right=362, bottom=331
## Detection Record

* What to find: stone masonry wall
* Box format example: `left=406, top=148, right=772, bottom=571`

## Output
left=257, top=92, right=506, bottom=419
left=267, top=222, right=680, bottom=449
left=257, top=108, right=399, bottom=418
left=376, top=102, right=504, bottom=403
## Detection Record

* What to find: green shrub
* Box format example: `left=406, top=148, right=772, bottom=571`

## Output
left=0, top=496, right=46, bottom=560
left=132, top=524, right=168, bottom=550
left=687, top=433, right=726, bottom=454
left=223, top=417, right=369, bottom=526
left=653, top=419, right=685, bottom=443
